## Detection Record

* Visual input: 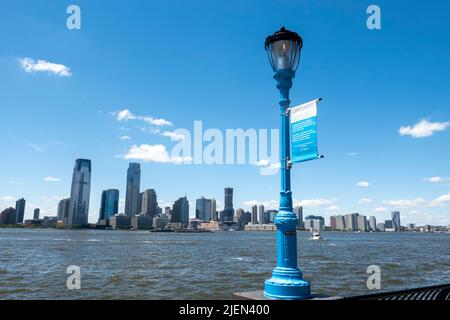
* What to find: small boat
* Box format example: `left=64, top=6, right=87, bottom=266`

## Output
left=310, top=230, right=324, bottom=240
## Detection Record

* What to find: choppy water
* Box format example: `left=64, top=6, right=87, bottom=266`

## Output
left=0, top=229, right=449, bottom=299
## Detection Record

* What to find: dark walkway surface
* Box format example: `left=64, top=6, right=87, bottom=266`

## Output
left=347, top=283, right=450, bottom=300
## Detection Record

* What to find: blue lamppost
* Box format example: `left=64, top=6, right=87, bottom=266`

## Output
left=264, top=27, right=311, bottom=300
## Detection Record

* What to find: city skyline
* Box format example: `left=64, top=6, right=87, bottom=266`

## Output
left=0, top=1, right=449, bottom=226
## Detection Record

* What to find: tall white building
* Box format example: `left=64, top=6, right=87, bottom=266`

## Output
left=125, top=163, right=141, bottom=217
left=68, top=159, right=91, bottom=227
left=391, top=211, right=401, bottom=231
left=258, top=205, right=265, bottom=225
left=369, top=216, right=377, bottom=231
left=294, top=206, right=303, bottom=229
left=141, top=189, right=158, bottom=218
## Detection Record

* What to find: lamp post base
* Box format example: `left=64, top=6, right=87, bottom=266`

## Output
left=264, top=267, right=311, bottom=300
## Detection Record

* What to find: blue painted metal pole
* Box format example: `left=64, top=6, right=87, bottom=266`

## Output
left=264, top=69, right=311, bottom=300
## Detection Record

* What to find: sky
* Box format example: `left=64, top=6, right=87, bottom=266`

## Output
left=0, top=0, right=449, bottom=225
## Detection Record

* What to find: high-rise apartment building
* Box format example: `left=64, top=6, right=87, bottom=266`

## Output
left=68, top=159, right=92, bottom=227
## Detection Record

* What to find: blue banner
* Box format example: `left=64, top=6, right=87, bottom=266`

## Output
left=290, top=99, right=320, bottom=163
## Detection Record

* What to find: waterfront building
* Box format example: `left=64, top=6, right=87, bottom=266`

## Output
left=0, top=207, right=16, bottom=225
left=377, top=222, right=385, bottom=232
left=384, top=220, right=393, bottom=229
left=15, top=198, right=26, bottom=224
left=369, top=216, right=377, bottom=232
left=68, top=159, right=92, bottom=227
left=171, top=196, right=189, bottom=228
left=42, top=216, right=58, bottom=227
left=109, top=213, right=131, bottom=229
left=33, top=208, right=40, bottom=220
left=141, top=189, right=158, bottom=220
left=235, top=208, right=246, bottom=229
left=266, top=210, right=278, bottom=223
left=222, top=187, right=234, bottom=224
left=199, top=220, right=221, bottom=231
left=99, top=189, right=119, bottom=220
left=258, top=204, right=265, bottom=225
left=153, top=214, right=170, bottom=230
left=251, top=205, right=258, bottom=224
left=345, top=213, right=359, bottom=231
left=57, top=198, right=70, bottom=222
left=124, top=163, right=141, bottom=217
left=211, top=198, right=218, bottom=221
left=391, top=211, right=401, bottom=231
left=304, top=215, right=324, bottom=231
left=294, top=206, right=304, bottom=229
left=334, top=215, right=346, bottom=231
left=407, top=223, right=416, bottom=231
left=330, top=216, right=336, bottom=230
left=195, top=197, right=213, bottom=222
left=357, top=215, right=367, bottom=232
left=131, top=214, right=152, bottom=229
left=245, top=224, right=277, bottom=231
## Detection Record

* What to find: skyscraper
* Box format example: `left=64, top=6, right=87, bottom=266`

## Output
left=258, top=204, right=265, bottom=225
left=195, top=197, right=213, bottom=222
left=294, top=206, right=303, bottom=229
left=125, top=163, right=141, bottom=217
left=99, top=189, right=119, bottom=220
left=172, top=196, right=189, bottom=227
left=141, top=189, right=158, bottom=218
left=344, top=213, right=359, bottom=231
left=251, top=205, right=258, bottom=224
left=15, top=198, right=26, bottom=224
left=221, top=187, right=234, bottom=224
left=57, top=198, right=70, bottom=222
left=330, top=216, right=337, bottom=230
left=33, top=208, right=40, bottom=220
left=336, top=215, right=346, bottom=231
left=68, top=159, right=92, bottom=227
left=357, top=214, right=367, bottom=232
left=369, top=216, right=377, bottom=232
left=211, top=198, right=217, bottom=221
left=391, top=211, right=401, bottom=231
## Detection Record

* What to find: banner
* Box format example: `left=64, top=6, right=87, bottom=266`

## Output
left=290, top=99, right=320, bottom=163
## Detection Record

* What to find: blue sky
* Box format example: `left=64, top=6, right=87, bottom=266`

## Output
left=0, top=0, right=449, bottom=225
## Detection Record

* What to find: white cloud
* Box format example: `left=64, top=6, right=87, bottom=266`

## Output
left=356, top=181, right=370, bottom=188
left=426, top=176, right=449, bottom=184
left=382, top=198, right=427, bottom=208
left=326, top=206, right=339, bottom=211
left=161, top=131, right=186, bottom=141
left=431, top=192, right=450, bottom=206
left=243, top=200, right=260, bottom=207
left=399, top=119, right=450, bottom=138
left=115, top=109, right=173, bottom=127
left=44, top=177, right=60, bottom=182
left=120, top=136, right=132, bottom=141
left=358, top=198, right=372, bottom=204
left=0, top=196, right=17, bottom=203
left=124, top=144, right=192, bottom=164
left=373, top=207, right=388, bottom=212
left=18, top=57, right=71, bottom=77
left=347, top=152, right=359, bottom=156
left=28, top=144, right=44, bottom=152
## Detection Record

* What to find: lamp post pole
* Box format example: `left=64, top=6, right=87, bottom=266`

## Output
left=264, top=27, right=311, bottom=300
